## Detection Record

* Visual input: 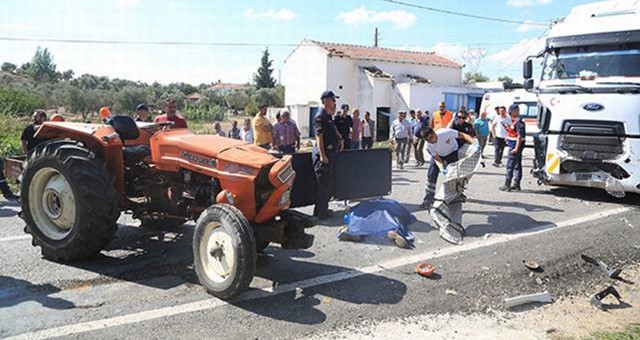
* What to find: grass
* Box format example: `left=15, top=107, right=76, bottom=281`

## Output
left=552, top=325, right=640, bottom=340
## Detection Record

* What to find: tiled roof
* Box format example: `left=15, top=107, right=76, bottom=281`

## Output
left=307, top=40, right=462, bottom=69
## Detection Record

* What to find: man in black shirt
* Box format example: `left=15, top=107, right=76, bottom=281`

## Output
left=135, top=103, right=153, bottom=122
left=21, top=110, right=47, bottom=154
left=333, top=104, right=353, bottom=150
left=452, top=112, right=475, bottom=148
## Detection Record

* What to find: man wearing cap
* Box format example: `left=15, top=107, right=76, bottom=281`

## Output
left=273, top=110, right=301, bottom=154
left=500, top=104, right=526, bottom=191
left=21, top=110, right=47, bottom=154
left=253, top=104, right=273, bottom=149
left=313, top=90, right=343, bottom=219
left=135, top=103, right=152, bottom=122
left=334, top=104, right=353, bottom=150
left=154, top=99, right=188, bottom=129
left=490, top=105, right=510, bottom=166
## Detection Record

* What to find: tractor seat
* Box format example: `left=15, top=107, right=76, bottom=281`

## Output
left=123, top=145, right=151, bottom=163
left=108, top=115, right=140, bottom=140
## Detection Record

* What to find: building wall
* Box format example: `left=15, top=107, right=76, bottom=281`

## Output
left=283, top=45, right=329, bottom=106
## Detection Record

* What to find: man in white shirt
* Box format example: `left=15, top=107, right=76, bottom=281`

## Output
left=490, top=106, right=511, bottom=166
left=420, top=127, right=475, bottom=209
left=389, top=111, right=413, bottom=169
left=240, top=118, right=254, bottom=143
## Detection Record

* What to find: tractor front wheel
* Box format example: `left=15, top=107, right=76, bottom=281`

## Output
left=21, top=141, right=120, bottom=261
left=193, top=204, right=256, bottom=300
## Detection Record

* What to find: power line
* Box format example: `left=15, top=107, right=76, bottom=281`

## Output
left=377, top=0, right=549, bottom=26
left=489, top=28, right=549, bottom=77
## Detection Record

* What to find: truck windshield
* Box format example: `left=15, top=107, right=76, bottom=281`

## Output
left=542, top=44, right=640, bottom=80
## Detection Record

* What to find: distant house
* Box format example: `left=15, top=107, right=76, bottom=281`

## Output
left=186, top=92, right=202, bottom=106
left=208, top=83, right=251, bottom=95
left=283, top=40, right=483, bottom=139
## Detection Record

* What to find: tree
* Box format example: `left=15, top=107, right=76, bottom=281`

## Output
left=114, top=86, right=149, bottom=114
left=463, top=71, right=490, bottom=84
left=27, top=47, right=58, bottom=83
left=225, top=90, right=250, bottom=113
left=497, top=75, right=513, bottom=85
left=1, top=62, right=17, bottom=73
left=254, top=48, right=276, bottom=88
left=251, top=88, right=280, bottom=107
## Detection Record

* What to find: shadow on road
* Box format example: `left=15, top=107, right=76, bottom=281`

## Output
left=0, top=276, right=75, bottom=310
left=542, top=186, right=640, bottom=207
left=465, top=198, right=564, bottom=213
left=234, top=255, right=407, bottom=325
left=464, top=210, right=553, bottom=237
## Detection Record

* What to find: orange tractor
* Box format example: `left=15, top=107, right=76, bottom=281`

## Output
left=15, top=116, right=314, bottom=299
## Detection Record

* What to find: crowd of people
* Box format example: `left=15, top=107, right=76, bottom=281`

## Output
left=311, top=89, right=526, bottom=223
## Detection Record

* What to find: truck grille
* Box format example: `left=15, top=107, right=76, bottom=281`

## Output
left=559, top=120, right=625, bottom=161
left=560, top=135, right=624, bottom=160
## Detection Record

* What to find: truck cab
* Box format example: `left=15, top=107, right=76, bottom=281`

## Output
left=524, top=0, right=640, bottom=196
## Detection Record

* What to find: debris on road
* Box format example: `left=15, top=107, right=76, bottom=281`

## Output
left=590, top=286, right=624, bottom=310
left=415, top=263, right=436, bottom=278
left=620, top=217, right=635, bottom=228
left=504, top=291, right=553, bottom=309
left=445, top=289, right=459, bottom=296
left=523, top=259, right=541, bottom=271
left=581, top=254, right=622, bottom=279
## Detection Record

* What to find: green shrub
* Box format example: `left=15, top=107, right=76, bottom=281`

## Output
left=0, top=86, right=45, bottom=116
left=0, top=116, right=28, bottom=157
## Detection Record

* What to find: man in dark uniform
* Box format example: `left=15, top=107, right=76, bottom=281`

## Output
left=21, top=110, right=47, bottom=154
left=313, top=90, right=343, bottom=219
left=334, top=104, right=353, bottom=150
left=500, top=104, right=526, bottom=192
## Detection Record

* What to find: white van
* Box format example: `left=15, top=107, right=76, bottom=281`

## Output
left=479, top=89, right=539, bottom=146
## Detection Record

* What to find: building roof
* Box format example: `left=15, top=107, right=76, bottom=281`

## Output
left=208, top=83, right=250, bottom=91
left=306, top=40, right=462, bottom=69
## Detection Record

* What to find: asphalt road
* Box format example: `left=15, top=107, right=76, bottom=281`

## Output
left=1, top=148, right=639, bottom=339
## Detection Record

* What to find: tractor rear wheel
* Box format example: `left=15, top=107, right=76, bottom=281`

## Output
left=193, top=204, right=256, bottom=300
left=21, top=140, right=120, bottom=261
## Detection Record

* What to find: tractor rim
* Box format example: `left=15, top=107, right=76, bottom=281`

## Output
left=29, top=167, right=77, bottom=240
left=200, top=221, right=236, bottom=283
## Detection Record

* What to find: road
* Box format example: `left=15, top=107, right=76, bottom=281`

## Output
left=1, top=148, right=639, bottom=339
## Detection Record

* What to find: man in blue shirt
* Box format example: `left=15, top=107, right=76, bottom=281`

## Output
left=313, top=90, right=343, bottom=219
left=473, top=111, right=490, bottom=167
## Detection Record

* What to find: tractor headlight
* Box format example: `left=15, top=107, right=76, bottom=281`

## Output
left=277, top=164, right=294, bottom=183
left=225, top=191, right=236, bottom=205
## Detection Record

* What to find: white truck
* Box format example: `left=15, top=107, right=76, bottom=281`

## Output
left=523, top=0, right=640, bottom=197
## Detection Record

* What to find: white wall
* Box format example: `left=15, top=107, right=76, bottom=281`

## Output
left=326, top=57, right=358, bottom=109
left=283, top=45, right=329, bottom=106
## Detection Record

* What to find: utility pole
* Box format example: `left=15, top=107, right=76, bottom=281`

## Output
left=374, top=27, right=379, bottom=47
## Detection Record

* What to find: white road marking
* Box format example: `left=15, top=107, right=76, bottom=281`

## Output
left=6, top=206, right=631, bottom=340
left=0, top=235, right=30, bottom=242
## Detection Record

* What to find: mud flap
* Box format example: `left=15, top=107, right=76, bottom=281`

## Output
left=289, top=149, right=392, bottom=208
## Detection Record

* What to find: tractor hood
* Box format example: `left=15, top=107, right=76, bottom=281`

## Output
left=150, top=129, right=278, bottom=171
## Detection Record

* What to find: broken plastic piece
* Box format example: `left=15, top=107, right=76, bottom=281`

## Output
left=590, top=286, right=623, bottom=310
left=523, top=259, right=541, bottom=271
left=604, top=177, right=625, bottom=198
left=504, top=291, right=553, bottom=309
left=415, top=263, right=436, bottom=278
left=581, top=254, right=622, bottom=279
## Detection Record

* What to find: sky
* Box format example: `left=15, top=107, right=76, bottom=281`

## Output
left=0, top=0, right=597, bottom=85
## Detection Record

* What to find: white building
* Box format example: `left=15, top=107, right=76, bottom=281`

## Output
left=283, top=40, right=483, bottom=139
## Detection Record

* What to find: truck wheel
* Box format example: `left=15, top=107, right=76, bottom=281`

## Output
left=140, top=215, right=186, bottom=230
left=193, top=204, right=256, bottom=300
left=21, top=141, right=120, bottom=261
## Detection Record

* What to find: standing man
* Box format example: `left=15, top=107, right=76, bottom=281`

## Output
left=389, top=111, right=412, bottom=169
left=154, top=99, right=188, bottom=129
left=273, top=110, right=301, bottom=155
left=214, top=122, right=225, bottom=137
left=412, top=110, right=427, bottom=166
left=228, top=120, right=241, bottom=140
left=350, top=109, right=362, bottom=150
left=253, top=104, right=273, bottom=149
left=452, top=112, right=475, bottom=149
left=313, top=90, right=343, bottom=219
left=419, top=127, right=476, bottom=209
left=135, top=103, right=152, bottom=122
left=334, top=104, right=353, bottom=150
left=240, top=118, right=254, bottom=143
left=431, top=102, right=453, bottom=130
left=490, top=106, right=510, bottom=166
left=21, top=110, right=47, bottom=154
left=361, top=111, right=375, bottom=149
left=474, top=111, right=491, bottom=167
left=500, top=104, right=526, bottom=192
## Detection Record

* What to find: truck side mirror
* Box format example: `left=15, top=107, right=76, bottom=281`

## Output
left=524, top=78, right=535, bottom=90
left=523, top=59, right=533, bottom=79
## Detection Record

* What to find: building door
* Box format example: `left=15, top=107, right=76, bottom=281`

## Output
left=308, top=106, right=319, bottom=138
left=376, top=107, right=390, bottom=142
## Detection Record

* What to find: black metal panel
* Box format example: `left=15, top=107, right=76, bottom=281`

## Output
left=289, top=152, right=317, bottom=208
left=334, top=148, right=392, bottom=200
left=289, top=149, right=392, bottom=208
